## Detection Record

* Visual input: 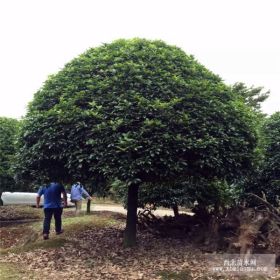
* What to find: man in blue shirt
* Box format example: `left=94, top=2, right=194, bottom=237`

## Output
left=36, top=182, right=67, bottom=240
left=70, top=182, right=92, bottom=214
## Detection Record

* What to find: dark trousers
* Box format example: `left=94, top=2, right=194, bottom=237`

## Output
left=43, top=208, right=63, bottom=234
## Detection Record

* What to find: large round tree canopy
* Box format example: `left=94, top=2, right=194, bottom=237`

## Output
left=17, top=38, right=257, bottom=184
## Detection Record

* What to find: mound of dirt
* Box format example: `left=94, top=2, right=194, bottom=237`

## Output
left=0, top=205, right=42, bottom=222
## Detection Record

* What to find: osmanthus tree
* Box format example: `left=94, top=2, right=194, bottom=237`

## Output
left=0, top=117, right=20, bottom=195
left=16, top=38, right=257, bottom=246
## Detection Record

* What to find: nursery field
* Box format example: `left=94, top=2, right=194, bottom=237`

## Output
left=0, top=205, right=279, bottom=280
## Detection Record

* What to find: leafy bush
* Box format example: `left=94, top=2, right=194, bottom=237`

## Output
left=0, top=117, right=20, bottom=193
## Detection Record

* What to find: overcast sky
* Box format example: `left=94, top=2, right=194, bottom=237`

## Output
left=0, top=0, right=279, bottom=119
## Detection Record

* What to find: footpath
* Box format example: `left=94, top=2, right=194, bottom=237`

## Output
left=90, top=204, right=193, bottom=216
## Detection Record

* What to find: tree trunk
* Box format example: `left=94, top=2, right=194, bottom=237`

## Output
left=86, top=199, right=91, bottom=214
left=124, top=183, right=139, bottom=247
left=172, top=204, right=179, bottom=217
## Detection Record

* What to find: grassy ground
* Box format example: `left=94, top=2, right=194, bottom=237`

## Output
left=0, top=207, right=122, bottom=279
left=91, top=197, right=119, bottom=205
left=0, top=208, right=120, bottom=252
left=0, top=262, right=35, bottom=280
left=0, top=206, right=279, bottom=280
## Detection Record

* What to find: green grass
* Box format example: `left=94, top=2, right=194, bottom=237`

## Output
left=0, top=263, right=35, bottom=280
left=63, top=212, right=120, bottom=228
left=91, top=196, right=119, bottom=205
left=0, top=212, right=121, bottom=256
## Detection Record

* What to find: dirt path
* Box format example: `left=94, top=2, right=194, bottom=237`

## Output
left=90, top=204, right=193, bottom=216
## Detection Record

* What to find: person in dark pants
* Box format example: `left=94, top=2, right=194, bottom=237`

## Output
left=36, top=182, right=67, bottom=240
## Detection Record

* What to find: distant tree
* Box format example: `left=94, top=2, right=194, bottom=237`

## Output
left=0, top=117, right=20, bottom=195
left=259, top=112, right=280, bottom=204
left=231, top=82, right=269, bottom=111
left=243, top=112, right=280, bottom=206
left=16, top=39, right=258, bottom=246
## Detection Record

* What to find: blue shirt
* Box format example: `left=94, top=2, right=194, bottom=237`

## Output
left=37, top=182, right=65, bottom=208
left=70, top=184, right=90, bottom=201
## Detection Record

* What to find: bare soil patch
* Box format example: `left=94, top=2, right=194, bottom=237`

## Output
left=0, top=205, right=41, bottom=221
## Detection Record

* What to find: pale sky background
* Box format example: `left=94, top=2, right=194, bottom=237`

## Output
left=0, top=0, right=279, bottom=119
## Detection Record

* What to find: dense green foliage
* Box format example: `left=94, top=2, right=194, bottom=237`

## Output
left=0, top=117, right=20, bottom=193
left=17, top=39, right=257, bottom=188
left=243, top=112, right=280, bottom=206
left=259, top=112, right=280, bottom=204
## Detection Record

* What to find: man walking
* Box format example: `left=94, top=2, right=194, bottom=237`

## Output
left=36, top=182, right=67, bottom=240
left=70, top=182, right=92, bottom=214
